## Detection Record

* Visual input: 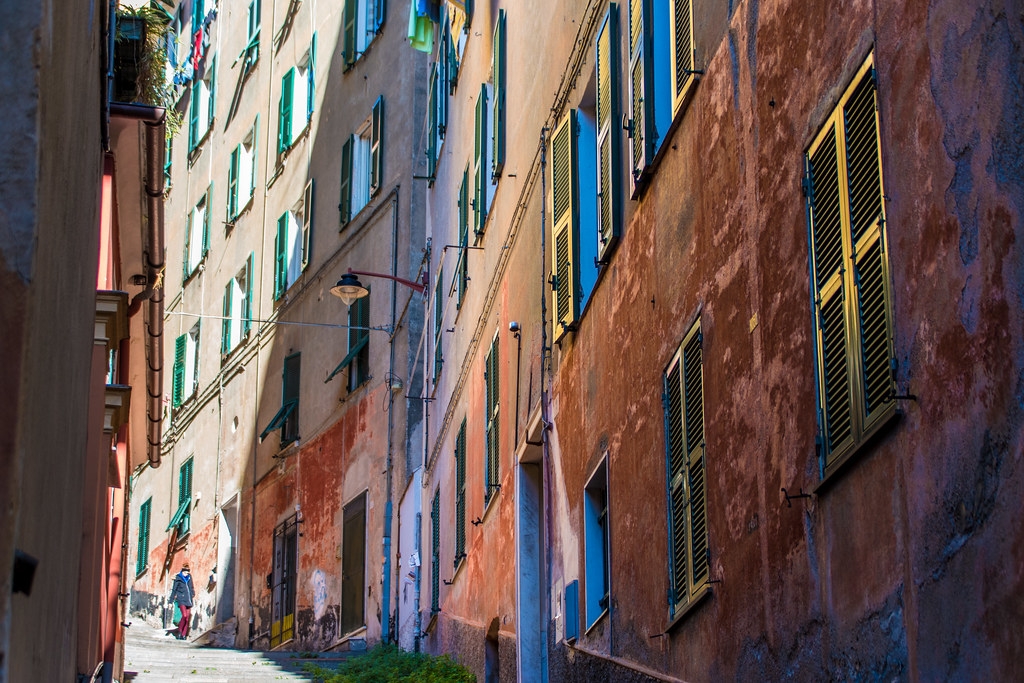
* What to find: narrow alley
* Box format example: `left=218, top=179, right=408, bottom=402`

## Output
left=122, top=620, right=342, bottom=682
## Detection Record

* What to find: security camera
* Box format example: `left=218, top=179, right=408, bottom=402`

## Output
left=509, top=321, right=521, bottom=333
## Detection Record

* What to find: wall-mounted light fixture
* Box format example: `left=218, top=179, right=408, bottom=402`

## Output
left=330, top=268, right=427, bottom=306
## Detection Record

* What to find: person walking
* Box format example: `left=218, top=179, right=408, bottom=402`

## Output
left=170, top=563, right=196, bottom=640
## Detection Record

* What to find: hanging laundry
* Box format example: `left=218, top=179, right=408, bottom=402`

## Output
left=408, top=0, right=433, bottom=53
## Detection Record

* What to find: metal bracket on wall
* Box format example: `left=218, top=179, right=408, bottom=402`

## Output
left=781, top=487, right=812, bottom=508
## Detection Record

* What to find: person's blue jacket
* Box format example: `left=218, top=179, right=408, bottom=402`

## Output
left=170, top=571, right=195, bottom=608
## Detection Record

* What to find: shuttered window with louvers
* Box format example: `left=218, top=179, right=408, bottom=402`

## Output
left=806, top=53, right=895, bottom=478
left=550, top=111, right=580, bottom=339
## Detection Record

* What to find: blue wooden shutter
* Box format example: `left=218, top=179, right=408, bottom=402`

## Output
left=339, top=135, right=353, bottom=226
left=596, top=6, right=622, bottom=261
left=373, top=0, right=386, bottom=32
left=550, top=111, right=581, bottom=339
left=564, top=579, right=579, bottom=642
left=491, top=10, right=506, bottom=179
left=370, top=96, right=384, bottom=195
left=172, top=334, right=186, bottom=407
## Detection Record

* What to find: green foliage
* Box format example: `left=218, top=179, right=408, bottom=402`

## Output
left=114, top=5, right=182, bottom=138
left=304, top=645, right=476, bottom=683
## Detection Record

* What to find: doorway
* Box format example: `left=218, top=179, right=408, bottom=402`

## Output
left=271, top=514, right=298, bottom=647
left=216, top=501, right=238, bottom=624
left=516, top=442, right=545, bottom=682
left=341, top=492, right=367, bottom=635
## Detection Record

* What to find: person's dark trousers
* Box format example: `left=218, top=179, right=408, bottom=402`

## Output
left=177, top=604, right=192, bottom=639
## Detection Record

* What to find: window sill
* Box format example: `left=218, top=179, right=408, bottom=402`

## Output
left=584, top=606, right=609, bottom=636
left=188, top=124, right=215, bottom=165
left=482, top=486, right=500, bottom=522
left=664, top=583, right=712, bottom=633
left=228, top=196, right=255, bottom=228
left=631, top=76, right=699, bottom=200
left=815, top=403, right=901, bottom=494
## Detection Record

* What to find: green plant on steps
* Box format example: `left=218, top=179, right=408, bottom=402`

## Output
left=303, top=645, right=476, bottom=683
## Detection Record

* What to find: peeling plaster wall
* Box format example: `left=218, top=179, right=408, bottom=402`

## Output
left=544, top=0, right=1024, bottom=681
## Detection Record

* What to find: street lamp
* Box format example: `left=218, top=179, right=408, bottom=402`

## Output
left=330, top=269, right=426, bottom=306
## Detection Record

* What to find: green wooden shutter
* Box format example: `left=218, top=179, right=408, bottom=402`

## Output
left=447, top=14, right=459, bottom=93
left=339, top=135, right=353, bottom=226
left=434, top=266, right=444, bottom=381
left=491, top=10, right=506, bottom=179
left=371, top=96, right=384, bottom=195
left=302, top=178, right=314, bottom=269
left=484, top=337, right=499, bottom=505
left=221, top=281, right=232, bottom=354
left=250, top=115, right=260, bottom=200
left=550, top=111, right=581, bottom=339
left=282, top=353, right=301, bottom=443
left=670, top=0, right=694, bottom=115
left=136, top=498, right=151, bottom=576
left=455, top=419, right=466, bottom=569
left=681, top=326, right=707, bottom=597
left=178, top=458, right=193, bottom=535
left=183, top=211, right=193, bottom=281
left=627, top=0, right=655, bottom=194
left=244, top=252, right=254, bottom=336
left=473, top=84, right=488, bottom=233
left=202, top=185, right=212, bottom=255
left=431, top=489, right=440, bottom=612
left=373, top=0, right=386, bottom=32
left=208, top=59, right=217, bottom=127
left=308, top=34, right=317, bottom=117
left=343, top=0, right=357, bottom=67
left=172, top=334, right=186, bottom=408
left=596, top=5, right=622, bottom=262
left=274, top=213, right=287, bottom=300
left=189, top=79, right=200, bottom=150
left=228, top=146, right=240, bottom=219
left=428, top=63, right=438, bottom=182
left=278, top=69, right=294, bottom=154
left=457, top=168, right=469, bottom=308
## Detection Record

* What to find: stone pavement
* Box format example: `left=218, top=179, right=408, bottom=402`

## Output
left=123, top=620, right=347, bottom=682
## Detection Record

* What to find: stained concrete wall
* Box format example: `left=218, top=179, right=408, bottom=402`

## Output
left=0, top=0, right=104, bottom=680
left=420, top=0, right=1024, bottom=681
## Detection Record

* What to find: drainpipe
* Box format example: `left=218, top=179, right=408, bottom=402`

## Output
left=381, top=194, right=401, bottom=643
left=103, top=0, right=116, bottom=151
left=112, top=102, right=166, bottom=469
left=539, top=127, right=553, bottom=682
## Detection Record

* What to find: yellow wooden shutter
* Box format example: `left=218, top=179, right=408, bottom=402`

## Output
left=550, top=111, right=580, bottom=339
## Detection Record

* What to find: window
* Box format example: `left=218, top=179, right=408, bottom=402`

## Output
left=183, top=187, right=211, bottom=280
left=136, top=497, right=152, bottom=576
left=171, top=323, right=200, bottom=408
left=244, top=0, right=261, bottom=66
left=221, top=254, right=253, bottom=355
left=442, top=2, right=469, bottom=95
left=491, top=10, right=506, bottom=181
left=188, top=58, right=216, bottom=152
left=167, top=457, right=193, bottom=538
left=433, top=266, right=444, bottom=382
left=430, top=488, right=441, bottom=613
left=663, top=319, right=707, bottom=617
left=584, top=459, right=609, bottom=628
left=454, top=419, right=467, bottom=571
left=339, top=97, right=384, bottom=226
left=164, top=135, right=173, bottom=188
left=806, top=54, right=895, bottom=478
left=274, top=179, right=313, bottom=299
left=342, top=0, right=384, bottom=68
left=484, top=335, right=500, bottom=506
left=260, top=353, right=301, bottom=446
left=426, top=61, right=445, bottom=183
left=228, top=118, right=259, bottom=221
left=627, top=0, right=690, bottom=194
left=277, top=41, right=315, bottom=155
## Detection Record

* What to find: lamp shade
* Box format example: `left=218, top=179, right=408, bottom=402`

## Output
left=330, top=273, right=369, bottom=306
